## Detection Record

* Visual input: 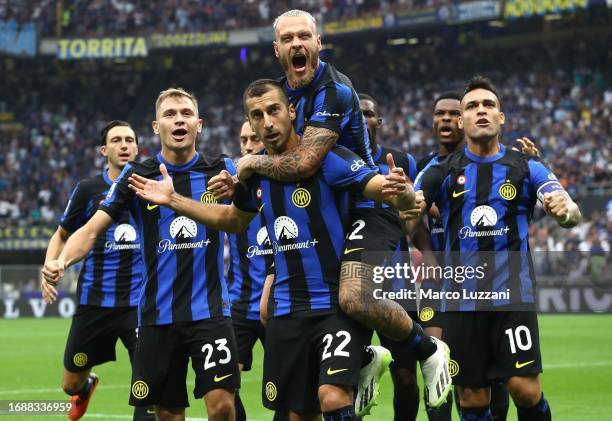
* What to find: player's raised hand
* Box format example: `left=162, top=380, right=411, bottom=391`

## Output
left=208, top=170, right=236, bottom=201
left=543, top=191, right=571, bottom=220
left=399, top=190, right=424, bottom=222
left=382, top=153, right=416, bottom=212
left=513, top=137, right=541, bottom=157
left=128, top=164, right=175, bottom=206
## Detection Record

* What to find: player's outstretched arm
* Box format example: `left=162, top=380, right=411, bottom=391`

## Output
left=42, top=210, right=114, bottom=303
left=236, top=126, right=338, bottom=182
left=543, top=191, right=581, bottom=228
left=129, top=164, right=255, bottom=233
left=41, top=226, right=71, bottom=303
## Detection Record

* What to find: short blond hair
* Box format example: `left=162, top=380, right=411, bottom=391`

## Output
left=273, top=10, right=317, bottom=37
left=155, top=87, right=199, bottom=115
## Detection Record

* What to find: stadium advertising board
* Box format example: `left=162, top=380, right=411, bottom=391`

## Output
left=56, top=37, right=148, bottom=59
left=454, top=0, right=502, bottom=22
left=2, top=293, right=77, bottom=318
left=395, top=8, right=446, bottom=27
left=148, top=31, right=228, bottom=49
left=505, top=0, right=589, bottom=17
left=0, top=226, right=55, bottom=250
left=0, top=20, right=36, bottom=57
left=323, top=16, right=383, bottom=34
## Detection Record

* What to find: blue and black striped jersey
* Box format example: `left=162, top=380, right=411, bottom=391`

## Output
left=100, top=152, right=235, bottom=326
left=414, top=145, right=566, bottom=309
left=416, top=153, right=445, bottom=252
left=283, top=60, right=375, bottom=168
left=234, top=146, right=377, bottom=318
left=227, top=213, right=273, bottom=320
left=61, top=170, right=143, bottom=307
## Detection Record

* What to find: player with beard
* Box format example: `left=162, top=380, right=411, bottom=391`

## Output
left=230, top=10, right=451, bottom=414
left=219, top=121, right=289, bottom=421
left=127, top=79, right=419, bottom=421
left=414, top=76, right=581, bottom=421
left=43, top=88, right=240, bottom=421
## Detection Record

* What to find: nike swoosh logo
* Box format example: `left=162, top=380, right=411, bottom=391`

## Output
left=327, top=368, right=349, bottom=375
left=146, top=204, right=159, bottom=210
left=147, top=409, right=156, bottom=415
left=213, top=373, right=233, bottom=382
left=515, top=360, right=535, bottom=369
left=452, top=189, right=470, bottom=198
left=258, top=203, right=265, bottom=212
left=343, top=247, right=364, bottom=255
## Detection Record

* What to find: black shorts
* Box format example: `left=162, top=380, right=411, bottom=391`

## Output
left=63, top=305, right=138, bottom=372
left=232, top=310, right=265, bottom=371
left=129, top=317, right=240, bottom=408
left=262, top=310, right=369, bottom=414
left=443, top=311, right=542, bottom=388
left=417, top=305, right=446, bottom=330
left=342, top=207, right=403, bottom=264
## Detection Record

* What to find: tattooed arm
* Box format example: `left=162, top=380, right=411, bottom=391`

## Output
left=236, top=126, right=339, bottom=182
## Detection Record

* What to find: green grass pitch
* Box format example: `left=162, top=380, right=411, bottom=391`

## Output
left=0, top=315, right=610, bottom=420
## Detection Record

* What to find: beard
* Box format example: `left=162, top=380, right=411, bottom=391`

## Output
left=280, top=53, right=317, bottom=89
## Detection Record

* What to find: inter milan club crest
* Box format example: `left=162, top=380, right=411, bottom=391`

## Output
left=499, top=181, right=517, bottom=200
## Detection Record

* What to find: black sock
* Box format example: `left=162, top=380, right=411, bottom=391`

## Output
left=393, top=384, right=419, bottom=421
left=235, top=390, right=246, bottom=421
left=75, top=376, right=93, bottom=398
left=490, top=382, right=509, bottom=421
left=516, top=393, right=551, bottom=421
left=361, top=346, right=373, bottom=367
left=323, top=405, right=355, bottom=421
left=400, top=322, right=436, bottom=361
left=460, top=406, right=492, bottom=421
left=426, top=387, right=453, bottom=421
left=132, top=406, right=155, bottom=421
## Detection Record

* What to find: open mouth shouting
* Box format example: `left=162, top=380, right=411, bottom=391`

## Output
left=171, top=127, right=188, bottom=141
left=438, top=125, right=454, bottom=137
left=291, top=52, right=308, bottom=75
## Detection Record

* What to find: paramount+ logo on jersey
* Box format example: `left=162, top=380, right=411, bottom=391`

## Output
left=104, top=223, right=140, bottom=252
left=157, top=216, right=211, bottom=254
left=458, top=205, right=510, bottom=239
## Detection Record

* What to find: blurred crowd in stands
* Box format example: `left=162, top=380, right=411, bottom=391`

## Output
left=0, top=34, right=609, bottom=252
left=2, top=0, right=441, bottom=37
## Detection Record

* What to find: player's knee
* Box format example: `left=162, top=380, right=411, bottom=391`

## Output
left=457, top=386, right=490, bottom=408
left=205, top=392, right=235, bottom=420
left=318, top=384, right=352, bottom=412
left=155, top=406, right=185, bottom=421
left=507, top=375, right=541, bottom=407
